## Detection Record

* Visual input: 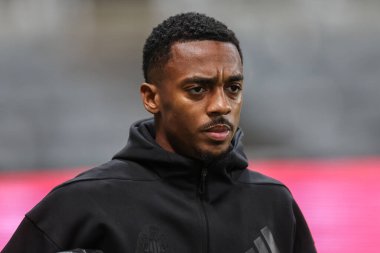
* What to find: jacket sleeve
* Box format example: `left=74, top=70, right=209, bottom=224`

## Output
left=292, top=200, right=317, bottom=253
left=1, top=216, right=60, bottom=253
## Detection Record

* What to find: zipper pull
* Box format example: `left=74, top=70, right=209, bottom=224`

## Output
left=199, top=168, right=208, bottom=196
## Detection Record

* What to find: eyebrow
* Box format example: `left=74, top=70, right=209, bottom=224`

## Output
left=226, top=74, right=244, bottom=83
left=181, top=74, right=244, bottom=86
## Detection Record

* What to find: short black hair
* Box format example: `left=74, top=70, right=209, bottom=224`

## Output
left=142, top=12, right=242, bottom=83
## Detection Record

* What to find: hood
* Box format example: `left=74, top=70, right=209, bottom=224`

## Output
left=112, top=118, right=248, bottom=180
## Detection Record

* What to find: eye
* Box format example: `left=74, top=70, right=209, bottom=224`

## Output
left=226, top=84, right=242, bottom=94
left=188, top=86, right=206, bottom=95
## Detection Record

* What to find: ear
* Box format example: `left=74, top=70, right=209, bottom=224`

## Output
left=140, top=82, right=160, bottom=114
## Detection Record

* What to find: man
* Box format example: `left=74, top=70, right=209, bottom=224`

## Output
left=2, top=13, right=316, bottom=253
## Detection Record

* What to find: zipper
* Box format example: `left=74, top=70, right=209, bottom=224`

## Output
left=199, top=167, right=208, bottom=197
left=198, top=167, right=209, bottom=253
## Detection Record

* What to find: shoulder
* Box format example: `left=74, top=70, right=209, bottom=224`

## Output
left=26, top=160, right=159, bottom=233
left=236, top=169, right=297, bottom=209
left=28, top=159, right=159, bottom=216
left=55, top=159, right=159, bottom=190
left=237, top=169, right=292, bottom=195
left=237, top=169, right=284, bottom=186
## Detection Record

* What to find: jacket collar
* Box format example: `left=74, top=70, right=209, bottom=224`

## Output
left=112, top=118, right=248, bottom=181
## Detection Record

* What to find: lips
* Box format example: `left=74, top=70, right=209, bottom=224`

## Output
left=203, top=124, right=231, bottom=141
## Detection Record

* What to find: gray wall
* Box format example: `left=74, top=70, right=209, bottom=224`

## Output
left=1, top=0, right=380, bottom=170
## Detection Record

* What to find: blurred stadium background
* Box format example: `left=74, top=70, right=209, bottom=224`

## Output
left=1, top=0, right=379, bottom=252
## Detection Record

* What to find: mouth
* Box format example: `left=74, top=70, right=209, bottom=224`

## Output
left=203, top=124, right=231, bottom=142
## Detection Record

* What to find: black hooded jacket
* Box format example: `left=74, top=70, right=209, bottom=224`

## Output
left=2, top=118, right=316, bottom=253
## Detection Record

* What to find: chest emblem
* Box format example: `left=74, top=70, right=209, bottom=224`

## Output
left=135, top=225, right=170, bottom=253
left=245, top=226, right=280, bottom=253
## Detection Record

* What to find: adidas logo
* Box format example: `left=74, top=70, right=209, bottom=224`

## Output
left=245, top=226, right=280, bottom=253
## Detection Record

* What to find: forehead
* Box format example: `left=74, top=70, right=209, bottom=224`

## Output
left=171, top=40, right=241, bottom=64
left=161, top=40, right=242, bottom=80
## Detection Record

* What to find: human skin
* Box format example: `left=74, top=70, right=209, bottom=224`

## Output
left=141, top=40, right=244, bottom=159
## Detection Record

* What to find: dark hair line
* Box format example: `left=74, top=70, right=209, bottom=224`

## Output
left=142, top=12, right=243, bottom=83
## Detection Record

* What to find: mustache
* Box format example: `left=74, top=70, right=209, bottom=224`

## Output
left=199, top=117, right=234, bottom=132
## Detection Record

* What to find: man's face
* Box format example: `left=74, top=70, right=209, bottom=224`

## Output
left=144, top=40, right=243, bottom=159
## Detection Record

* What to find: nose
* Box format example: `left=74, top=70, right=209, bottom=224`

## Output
left=206, top=87, right=232, bottom=116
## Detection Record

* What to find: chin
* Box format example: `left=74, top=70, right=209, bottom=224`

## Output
left=195, top=145, right=230, bottom=162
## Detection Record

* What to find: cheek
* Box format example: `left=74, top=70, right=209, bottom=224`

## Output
left=159, top=91, right=206, bottom=131
left=176, top=107, right=201, bottom=127
left=161, top=101, right=193, bottom=128
left=167, top=97, right=202, bottom=119
left=231, top=99, right=242, bottom=117
left=174, top=108, right=204, bottom=137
